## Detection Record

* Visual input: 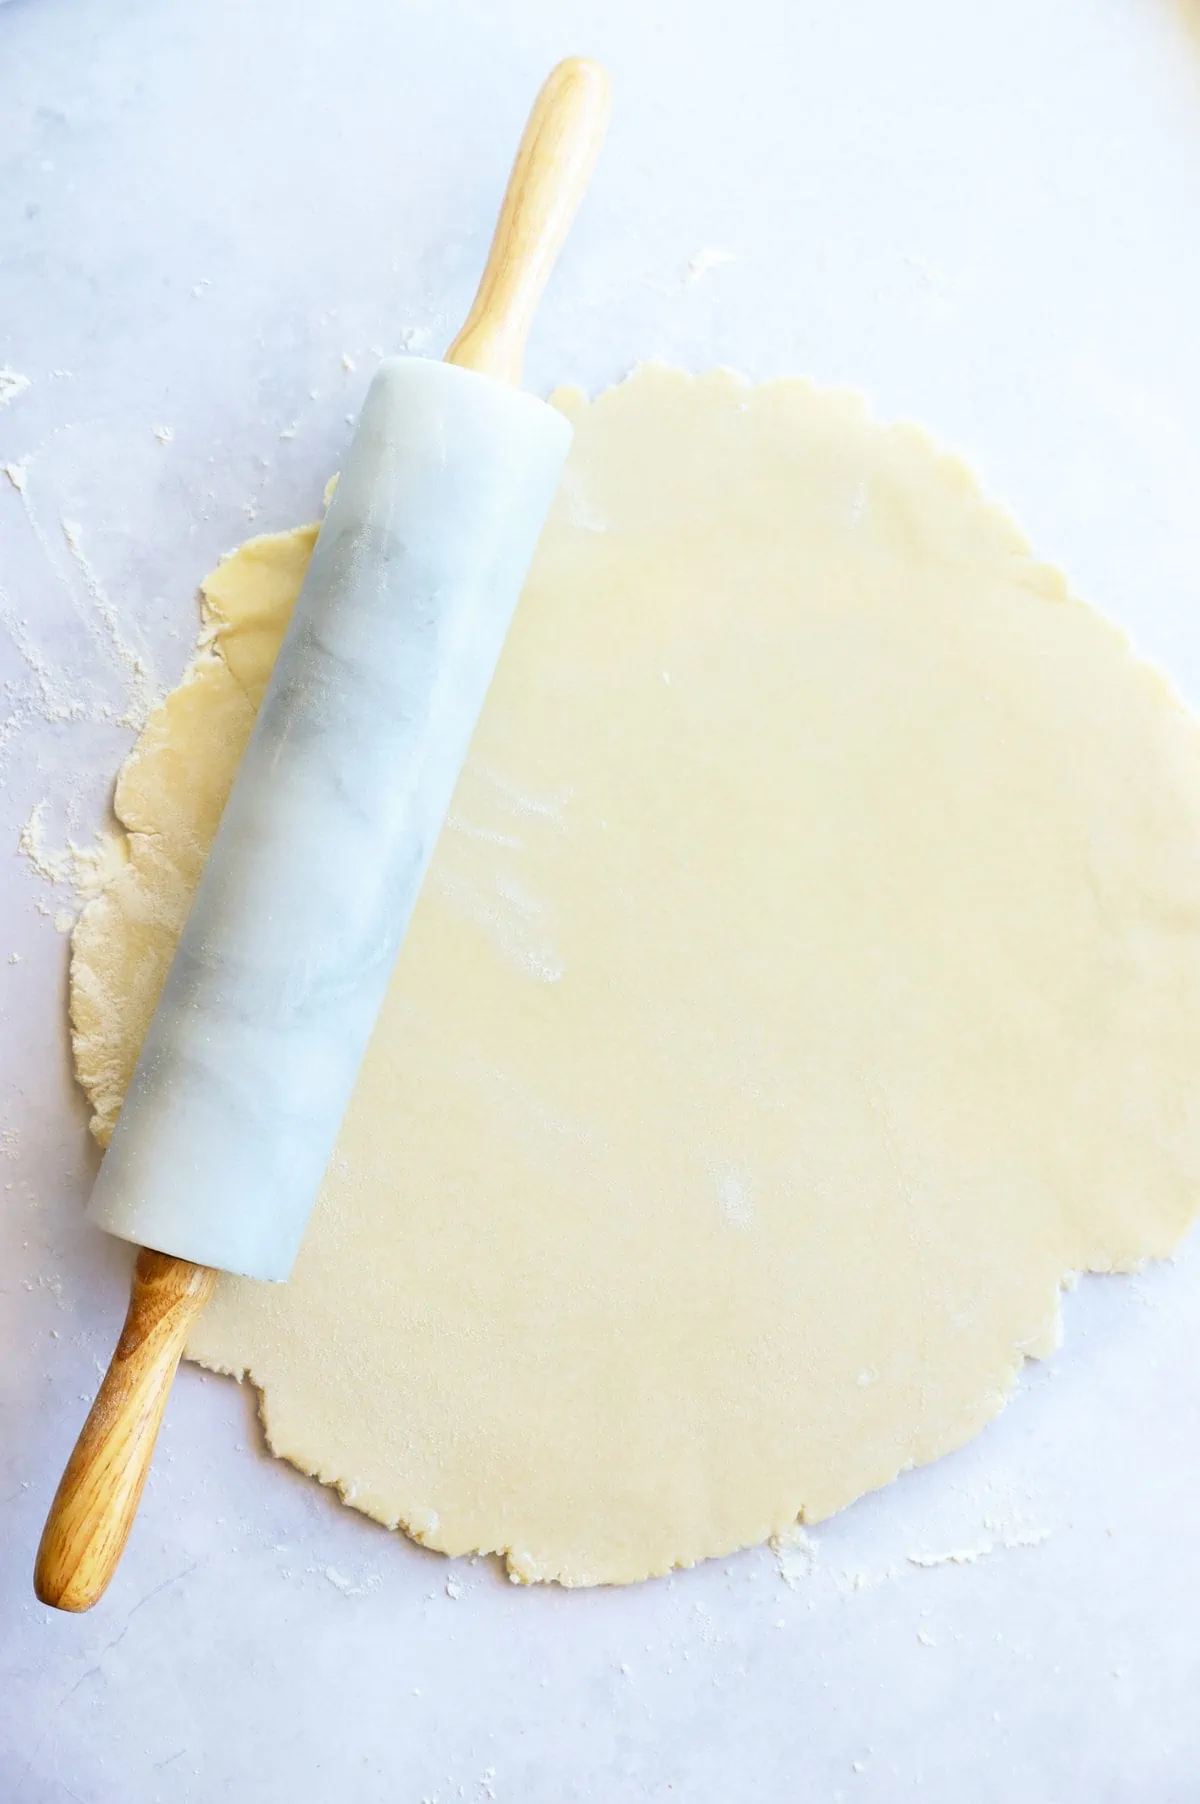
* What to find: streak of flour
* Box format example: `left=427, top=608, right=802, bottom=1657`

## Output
left=2, top=449, right=163, bottom=785
left=3, top=440, right=163, bottom=945
left=433, top=767, right=574, bottom=986
left=769, top=1462, right=1059, bottom=1599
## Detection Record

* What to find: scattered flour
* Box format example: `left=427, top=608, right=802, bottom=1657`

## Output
left=18, top=800, right=130, bottom=936
left=685, top=247, right=738, bottom=286
left=3, top=457, right=162, bottom=738
left=477, top=767, right=570, bottom=824
left=0, top=369, right=31, bottom=408
left=19, top=801, right=129, bottom=898
left=434, top=776, right=568, bottom=983
left=18, top=801, right=74, bottom=885
left=449, top=814, right=523, bottom=851
left=432, top=867, right=564, bottom=984
left=771, top=1523, right=819, bottom=1588
left=0, top=594, right=93, bottom=763
left=906, top=1527, right=1052, bottom=1569
left=318, top=1564, right=380, bottom=1597
left=769, top=1478, right=1054, bottom=1593
left=557, top=467, right=610, bottom=534
left=712, top=1162, right=754, bottom=1230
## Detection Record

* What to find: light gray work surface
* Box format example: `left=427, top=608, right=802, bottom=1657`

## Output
left=3, top=1, right=1200, bottom=1798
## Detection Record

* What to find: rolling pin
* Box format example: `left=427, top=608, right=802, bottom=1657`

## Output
left=35, top=55, right=612, bottom=1613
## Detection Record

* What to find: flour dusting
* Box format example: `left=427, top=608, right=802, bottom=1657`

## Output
left=685, top=247, right=738, bottom=286
left=433, top=868, right=564, bottom=984
left=20, top=801, right=128, bottom=897
left=477, top=766, right=571, bottom=824
left=712, top=1163, right=755, bottom=1230
left=318, top=1564, right=381, bottom=1598
left=0, top=369, right=30, bottom=408
left=771, top=1524, right=819, bottom=1588
left=61, top=517, right=159, bottom=726
left=557, top=467, right=610, bottom=534
left=906, top=1526, right=1051, bottom=1569
left=436, top=776, right=569, bottom=982
left=18, top=801, right=130, bottom=938
left=2, top=458, right=162, bottom=741
left=449, top=813, right=523, bottom=851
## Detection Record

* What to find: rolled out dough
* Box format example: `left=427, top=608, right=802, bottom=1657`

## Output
left=71, top=366, right=1200, bottom=1584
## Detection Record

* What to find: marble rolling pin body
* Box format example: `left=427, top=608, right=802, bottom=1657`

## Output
left=88, top=358, right=571, bottom=1281
left=35, top=53, right=612, bottom=1612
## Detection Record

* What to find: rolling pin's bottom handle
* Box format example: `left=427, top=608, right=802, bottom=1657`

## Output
left=34, top=1247, right=217, bottom=1613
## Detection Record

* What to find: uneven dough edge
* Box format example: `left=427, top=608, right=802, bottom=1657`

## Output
left=183, top=1310, right=1056, bottom=1587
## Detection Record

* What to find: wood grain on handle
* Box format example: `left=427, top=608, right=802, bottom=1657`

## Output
left=445, top=56, right=611, bottom=385
left=35, top=1250, right=216, bottom=1612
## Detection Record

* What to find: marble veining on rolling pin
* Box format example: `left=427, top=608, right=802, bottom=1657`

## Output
left=87, top=357, right=572, bottom=1280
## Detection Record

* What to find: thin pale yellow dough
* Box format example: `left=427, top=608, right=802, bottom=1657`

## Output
left=71, top=367, right=1200, bottom=1585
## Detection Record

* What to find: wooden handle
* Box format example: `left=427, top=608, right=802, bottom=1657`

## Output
left=444, top=55, right=611, bottom=385
left=35, top=1249, right=216, bottom=1612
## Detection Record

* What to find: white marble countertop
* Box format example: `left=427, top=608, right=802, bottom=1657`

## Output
left=4, top=1, right=1200, bottom=1798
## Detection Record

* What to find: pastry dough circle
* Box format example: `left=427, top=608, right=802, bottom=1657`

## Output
left=71, top=367, right=1200, bottom=1584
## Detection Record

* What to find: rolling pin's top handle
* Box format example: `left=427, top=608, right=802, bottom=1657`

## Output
left=445, top=56, right=611, bottom=387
